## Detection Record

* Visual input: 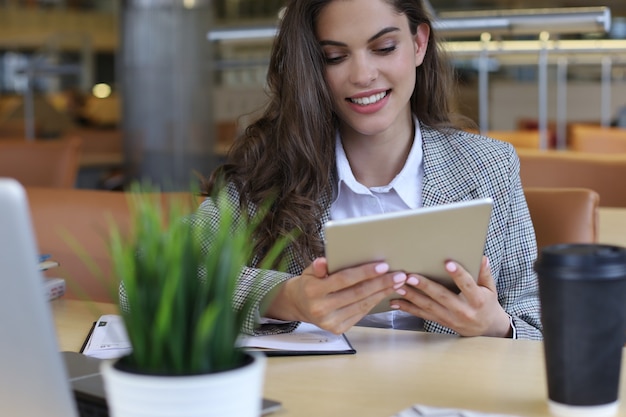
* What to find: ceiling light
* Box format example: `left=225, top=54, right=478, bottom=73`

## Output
left=434, top=7, right=611, bottom=39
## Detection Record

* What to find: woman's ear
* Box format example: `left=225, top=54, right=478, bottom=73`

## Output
left=414, top=23, right=430, bottom=67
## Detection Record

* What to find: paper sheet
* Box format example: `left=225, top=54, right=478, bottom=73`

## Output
left=82, top=314, right=132, bottom=359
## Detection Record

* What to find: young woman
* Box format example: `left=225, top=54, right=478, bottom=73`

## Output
left=196, top=0, right=542, bottom=340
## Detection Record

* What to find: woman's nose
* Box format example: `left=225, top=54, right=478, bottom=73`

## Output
left=349, top=53, right=377, bottom=86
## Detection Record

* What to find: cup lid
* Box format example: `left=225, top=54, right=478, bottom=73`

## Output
left=534, top=243, right=626, bottom=280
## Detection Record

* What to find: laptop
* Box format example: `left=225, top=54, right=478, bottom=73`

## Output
left=0, top=178, right=281, bottom=417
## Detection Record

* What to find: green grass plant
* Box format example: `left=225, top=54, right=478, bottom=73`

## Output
left=108, top=183, right=286, bottom=375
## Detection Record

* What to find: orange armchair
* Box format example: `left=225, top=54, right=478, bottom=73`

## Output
left=487, top=130, right=541, bottom=150
left=524, top=187, right=599, bottom=250
left=569, top=124, right=626, bottom=154
left=0, top=137, right=82, bottom=188
left=26, top=187, right=201, bottom=303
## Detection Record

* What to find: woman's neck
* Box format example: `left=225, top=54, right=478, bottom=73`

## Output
left=340, top=121, right=415, bottom=188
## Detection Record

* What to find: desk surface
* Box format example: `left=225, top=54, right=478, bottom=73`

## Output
left=51, top=299, right=626, bottom=417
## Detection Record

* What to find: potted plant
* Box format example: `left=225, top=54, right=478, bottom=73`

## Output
left=98, top=184, right=286, bottom=417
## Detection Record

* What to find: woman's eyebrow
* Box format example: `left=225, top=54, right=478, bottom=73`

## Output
left=318, top=26, right=401, bottom=47
left=367, top=26, right=400, bottom=43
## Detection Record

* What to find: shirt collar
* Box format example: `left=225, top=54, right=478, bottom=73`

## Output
left=334, top=119, right=423, bottom=209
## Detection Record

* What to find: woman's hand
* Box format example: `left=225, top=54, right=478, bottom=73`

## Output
left=390, top=257, right=512, bottom=337
left=265, top=257, right=407, bottom=334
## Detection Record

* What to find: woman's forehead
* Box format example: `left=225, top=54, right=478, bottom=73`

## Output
left=315, top=0, right=408, bottom=41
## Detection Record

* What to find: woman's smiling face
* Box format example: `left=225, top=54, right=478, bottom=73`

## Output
left=316, top=0, right=429, bottom=141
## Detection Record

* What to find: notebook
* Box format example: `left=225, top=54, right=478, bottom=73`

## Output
left=0, top=178, right=280, bottom=417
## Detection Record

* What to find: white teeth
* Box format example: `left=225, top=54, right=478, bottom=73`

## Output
left=350, top=91, right=387, bottom=105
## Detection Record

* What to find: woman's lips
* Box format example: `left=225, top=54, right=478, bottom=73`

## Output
left=346, top=89, right=391, bottom=114
left=348, top=90, right=389, bottom=106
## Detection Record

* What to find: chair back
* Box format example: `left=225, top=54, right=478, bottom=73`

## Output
left=25, top=187, right=201, bottom=303
left=0, top=137, right=82, bottom=188
left=524, top=187, right=599, bottom=250
left=517, top=149, right=626, bottom=208
left=569, top=124, right=626, bottom=153
left=487, top=130, right=541, bottom=149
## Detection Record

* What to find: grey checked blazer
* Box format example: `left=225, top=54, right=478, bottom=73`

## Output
left=125, top=123, right=542, bottom=340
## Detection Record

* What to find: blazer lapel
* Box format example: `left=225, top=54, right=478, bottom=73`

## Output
left=420, top=124, right=480, bottom=207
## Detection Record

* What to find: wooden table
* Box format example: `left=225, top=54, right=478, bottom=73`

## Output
left=51, top=299, right=626, bottom=417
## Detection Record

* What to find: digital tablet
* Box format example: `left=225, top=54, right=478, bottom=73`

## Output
left=324, top=198, right=493, bottom=314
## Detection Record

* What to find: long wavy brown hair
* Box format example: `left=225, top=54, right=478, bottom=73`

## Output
left=204, top=0, right=462, bottom=268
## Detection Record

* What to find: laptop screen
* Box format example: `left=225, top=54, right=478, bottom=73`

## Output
left=0, top=178, right=80, bottom=417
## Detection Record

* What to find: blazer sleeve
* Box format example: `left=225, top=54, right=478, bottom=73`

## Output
left=423, top=142, right=542, bottom=340
left=116, top=188, right=301, bottom=336
left=491, top=148, right=542, bottom=340
left=191, top=186, right=301, bottom=336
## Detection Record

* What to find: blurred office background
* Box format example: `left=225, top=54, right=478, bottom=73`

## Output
left=0, top=0, right=625, bottom=190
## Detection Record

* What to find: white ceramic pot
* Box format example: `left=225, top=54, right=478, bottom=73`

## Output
left=100, top=352, right=266, bottom=417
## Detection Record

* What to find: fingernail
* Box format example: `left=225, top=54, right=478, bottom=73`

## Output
left=407, top=276, right=419, bottom=286
left=375, top=263, right=390, bottom=274
left=445, top=261, right=457, bottom=273
left=390, top=304, right=400, bottom=310
left=396, top=288, right=407, bottom=296
left=393, top=272, right=407, bottom=284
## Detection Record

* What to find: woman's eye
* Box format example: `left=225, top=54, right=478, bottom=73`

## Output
left=375, top=45, right=397, bottom=54
left=324, top=55, right=345, bottom=65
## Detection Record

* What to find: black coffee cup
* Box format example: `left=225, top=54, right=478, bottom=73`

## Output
left=535, top=243, right=626, bottom=417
